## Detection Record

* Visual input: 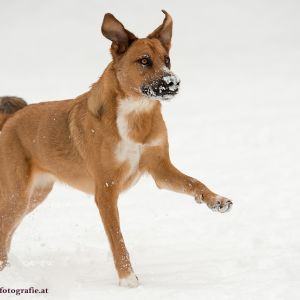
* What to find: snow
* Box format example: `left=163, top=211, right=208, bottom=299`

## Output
left=1, top=0, right=300, bottom=299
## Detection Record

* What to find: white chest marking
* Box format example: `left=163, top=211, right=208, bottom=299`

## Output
left=115, top=98, right=159, bottom=178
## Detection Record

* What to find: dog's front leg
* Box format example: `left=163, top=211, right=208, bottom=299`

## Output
left=95, top=183, right=138, bottom=288
left=146, top=155, right=232, bottom=213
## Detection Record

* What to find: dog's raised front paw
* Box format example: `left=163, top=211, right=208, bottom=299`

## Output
left=119, top=272, right=139, bottom=288
left=208, top=195, right=233, bottom=213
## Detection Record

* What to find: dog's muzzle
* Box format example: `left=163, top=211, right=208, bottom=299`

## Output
left=141, top=72, right=181, bottom=101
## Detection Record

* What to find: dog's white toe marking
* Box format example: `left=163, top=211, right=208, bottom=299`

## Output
left=119, top=272, right=139, bottom=288
left=210, top=195, right=233, bottom=213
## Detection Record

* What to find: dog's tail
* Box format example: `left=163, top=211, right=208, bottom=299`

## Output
left=0, top=96, right=28, bottom=130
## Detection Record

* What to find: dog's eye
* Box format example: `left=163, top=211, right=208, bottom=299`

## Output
left=165, top=57, right=170, bottom=67
left=138, top=57, right=152, bottom=66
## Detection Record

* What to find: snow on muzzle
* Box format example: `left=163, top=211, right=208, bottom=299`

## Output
left=141, top=72, right=181, bottom=101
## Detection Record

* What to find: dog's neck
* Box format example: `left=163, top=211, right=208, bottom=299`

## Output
left=87, top=63, right=120, bottom=118
left=86, top=63, right=159, bottom=143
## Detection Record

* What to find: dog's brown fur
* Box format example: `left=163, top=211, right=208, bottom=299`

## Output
left=0, top=11, right=232, bottom=287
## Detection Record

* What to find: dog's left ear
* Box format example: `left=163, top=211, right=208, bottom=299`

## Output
left=101, top=13, right=137, bottom=56
left=148, top=10, right=173, bottom=52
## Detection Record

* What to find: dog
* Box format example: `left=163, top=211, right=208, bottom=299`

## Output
left=0, top=11, right=232, bottom=287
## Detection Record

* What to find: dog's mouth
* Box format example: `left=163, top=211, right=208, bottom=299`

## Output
left=141, top=73, right=180, bottom=101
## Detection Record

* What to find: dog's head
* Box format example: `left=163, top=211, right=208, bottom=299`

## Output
left=101, top=10, right=180, bottom=101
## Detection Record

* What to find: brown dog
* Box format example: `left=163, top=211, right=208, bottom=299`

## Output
left=0, top=11, right=232, bottom=287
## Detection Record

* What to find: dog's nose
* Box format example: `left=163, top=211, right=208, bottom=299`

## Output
left=167, top=79, right=180, bottom=88
left=163, top=73, right=180, bottom=91
left=167, top=80, right=175, bottom=87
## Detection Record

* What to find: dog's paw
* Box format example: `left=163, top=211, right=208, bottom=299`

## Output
left=119, top=272, right=139, bottom=288
left=208, top=195, right=233, bottom=213
left=0, top=259, right=8, bottom=271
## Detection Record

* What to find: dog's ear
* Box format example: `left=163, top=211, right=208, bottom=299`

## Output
left=148, top=10, right=173, bottom=52
left=101, top=13, right=137, bottom=56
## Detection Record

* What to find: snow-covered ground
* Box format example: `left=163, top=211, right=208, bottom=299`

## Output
left=1, top=0, right=300, bottom=299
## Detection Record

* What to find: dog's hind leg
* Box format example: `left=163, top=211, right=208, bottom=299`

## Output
left=5, top=181, right=54, bottom=255
left=0, top=190, right=30, bottom=270
left=0, top=152, right=32, bottom=270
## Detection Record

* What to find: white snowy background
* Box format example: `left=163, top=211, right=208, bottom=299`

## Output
left=1, top=0, right=300, bottom=299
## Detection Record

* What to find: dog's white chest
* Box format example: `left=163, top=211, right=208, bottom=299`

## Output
left=115, top=98, right=154, bottom=177
left=116, top=139, right=143, bottom=176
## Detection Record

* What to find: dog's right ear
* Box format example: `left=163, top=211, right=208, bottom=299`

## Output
left=101, top=13, right=137, bottom=56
